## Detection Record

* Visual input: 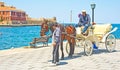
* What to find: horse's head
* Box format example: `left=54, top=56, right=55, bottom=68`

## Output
left=40, top=20, right=49, bottom=36
left=48, top=22, right=58, bottom=33
left=40, top=29, right=45, bottom=36
left=59, top=24, right=65, bottom=32
left=41, top=22, right=48, bottom=31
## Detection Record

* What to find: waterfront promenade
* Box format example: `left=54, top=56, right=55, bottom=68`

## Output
left=0, top=40, right=120, bottom=70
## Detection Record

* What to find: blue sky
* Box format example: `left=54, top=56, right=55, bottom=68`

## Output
left=1, top=0, right=120, bottom=23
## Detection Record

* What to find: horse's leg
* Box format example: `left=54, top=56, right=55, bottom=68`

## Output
left=72, top=43, right=75, bottom=55
left=71, top=38, right=75, bottom=55
left=60, top=40, right=64, bottom=60
left=68, top=42, right=73, bottom=58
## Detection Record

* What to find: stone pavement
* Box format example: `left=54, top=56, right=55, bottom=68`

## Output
left=0, top=40, right=120, bottom=70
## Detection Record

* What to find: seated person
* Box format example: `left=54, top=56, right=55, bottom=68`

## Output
left=77, top=10, right=91, bottom=35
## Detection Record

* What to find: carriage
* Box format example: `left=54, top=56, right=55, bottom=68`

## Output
left=66, top=24, right=118, bottom=56
left=32, top=21, right=117, bottom=58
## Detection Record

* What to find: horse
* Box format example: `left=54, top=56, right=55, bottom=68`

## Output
left=48, top=23, right=66, bottom=59
left=65, top=25, right=76, bottom=57
left=40, top=20, right=49, bottom=36
left=41, top=22, right=76, bottom=59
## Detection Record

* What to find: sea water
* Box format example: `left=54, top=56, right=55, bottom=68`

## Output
left=0, top=26, right=43, bottom=50
left=0, top=24, right=120, bottom=50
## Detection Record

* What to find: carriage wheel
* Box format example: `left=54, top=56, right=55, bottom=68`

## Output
left=84, top=40, right=93, bottom=56
left=105, top=34, right=116, bottom=52
left=66, top=42, right=70, bottom=54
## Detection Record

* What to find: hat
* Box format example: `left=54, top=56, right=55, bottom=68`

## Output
left=82, top=10, right=86, bottom=12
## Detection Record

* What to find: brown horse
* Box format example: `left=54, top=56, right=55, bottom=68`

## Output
left=43, top=22, right=76, bottom=59
left=65, top=25, right=76, bottom=57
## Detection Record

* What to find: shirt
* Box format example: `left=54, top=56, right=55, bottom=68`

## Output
left=52, top=27, right=61, bottom=43
left=79, top=14, right=91, bottom=26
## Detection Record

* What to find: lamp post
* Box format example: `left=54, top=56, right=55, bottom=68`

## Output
left=91, top=3, right=96, bottom=23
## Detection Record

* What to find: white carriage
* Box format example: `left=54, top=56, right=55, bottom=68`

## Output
left=66, top=24, right=117, bottom=56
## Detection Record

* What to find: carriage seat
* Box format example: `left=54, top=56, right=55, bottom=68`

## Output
left=93, top=24, right=112, bottom=40
left=93, top=24, right=112, bottom=35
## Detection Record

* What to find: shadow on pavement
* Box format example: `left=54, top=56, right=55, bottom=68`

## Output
left=93, top=49, right=117, bottom=54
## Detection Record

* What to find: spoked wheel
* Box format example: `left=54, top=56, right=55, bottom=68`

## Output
left=105, top=34, right=116, bottom=52
left=66, top=42, right=70, bottom=54
left=84, top=40, right=93, bottom=56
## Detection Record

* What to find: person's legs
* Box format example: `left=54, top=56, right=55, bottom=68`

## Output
left=82, top=23, right=91, bottom=33
left=52, top=42, right=59, bottom=63
left=55, top=43, right=59, bottom=62
left=52, top=46, right=56, bottom=63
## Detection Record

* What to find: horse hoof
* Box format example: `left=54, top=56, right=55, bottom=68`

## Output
left=68, top=55, right=73, bottom=58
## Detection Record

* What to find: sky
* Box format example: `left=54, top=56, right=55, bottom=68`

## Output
left=1, top=0, right=120, bottom=23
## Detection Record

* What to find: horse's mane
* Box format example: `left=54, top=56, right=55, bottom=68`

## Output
left=46, top=22, right=76, bottom=36
left=65, top=25, right=76, bottom=34
left=48, top=22, right=65, bottom=33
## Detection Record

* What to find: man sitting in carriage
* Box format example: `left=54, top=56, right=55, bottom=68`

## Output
left=77, top=10, right=91, bottom=35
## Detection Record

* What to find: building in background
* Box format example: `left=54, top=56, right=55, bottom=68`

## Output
left=0, top=2, right=57, bottom=26
left=0, top=2, right=27, bottom=25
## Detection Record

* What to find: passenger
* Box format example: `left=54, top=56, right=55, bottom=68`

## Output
left=77, top=10, right=91, bottom=35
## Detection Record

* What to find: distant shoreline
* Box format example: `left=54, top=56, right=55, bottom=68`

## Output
left=0, top=24, right=41, bottom=27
